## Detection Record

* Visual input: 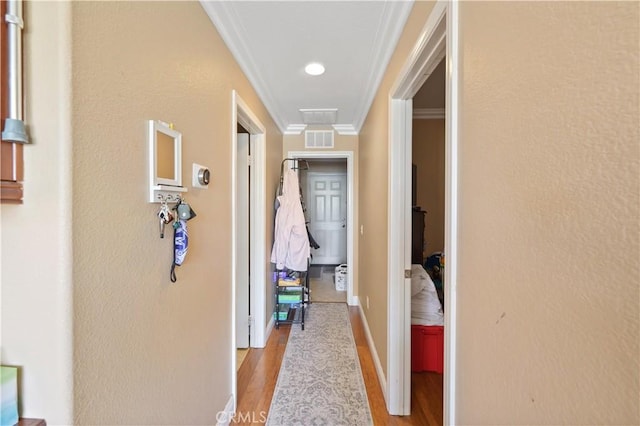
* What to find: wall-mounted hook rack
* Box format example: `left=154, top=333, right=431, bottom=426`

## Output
left=155, top=191, right=185, bottom=204
left=151, top=185, right=187, bottom=204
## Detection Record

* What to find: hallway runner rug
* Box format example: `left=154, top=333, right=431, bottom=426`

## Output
left=266, top=303, right=373, bottom=426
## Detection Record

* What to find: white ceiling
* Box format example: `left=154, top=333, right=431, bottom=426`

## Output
left=200, top=1, right=414, bottom=135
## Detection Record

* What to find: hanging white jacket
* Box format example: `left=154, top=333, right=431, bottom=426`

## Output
left=271, top=168, right=310, bottom=271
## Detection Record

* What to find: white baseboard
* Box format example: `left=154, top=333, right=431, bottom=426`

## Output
left=357, top=301, right=387, bottom=402
left=216, top=394, right=235, bottom=426
left=349, top=295, right=359, bottom=306
left=265, top=315, right=274, bottom=344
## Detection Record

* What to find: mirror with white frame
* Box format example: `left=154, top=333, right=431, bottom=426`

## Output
left=148, top=119, right=187, bottom=202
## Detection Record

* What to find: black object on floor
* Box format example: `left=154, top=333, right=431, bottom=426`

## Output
left=309, top=265, right=322, bottom=278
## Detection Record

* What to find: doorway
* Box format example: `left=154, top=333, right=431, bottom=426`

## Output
left=287, top=151, right=356, bottom=306
left=236, top=123, right=251, bottom=363
left=303, top=159, right=348, bottom=303
left=408, top=56, right=446, bottom=423
left=231, top=90, right=267, bottom=411
left=387, top=2, right=459, bottom=423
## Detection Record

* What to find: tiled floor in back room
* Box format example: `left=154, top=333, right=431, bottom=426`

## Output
left=308, top=265, right=347, bottom=303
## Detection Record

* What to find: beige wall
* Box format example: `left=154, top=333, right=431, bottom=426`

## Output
left=61, top=1, right=277, bottom=424
left=456, top=2, right=638, bottom=423
left=358, top=0, right=437, bottom=377
left=412, top=119, right=445, bottom=255
left=282, top=129, right=359, bottom=297
left=361, top=0, right=639, bottom=423
left=0, top=2, right=73, bottom=423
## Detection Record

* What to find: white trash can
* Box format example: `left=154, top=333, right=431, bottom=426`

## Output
left=335, top=264, right=348, bottom=291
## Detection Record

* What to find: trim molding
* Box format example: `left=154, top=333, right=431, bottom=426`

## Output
left=265, top=316, right=275, bottom=344
left=412, top=108, right=445, bottom=120
left=284, top=124, right=307, bottom=135
left=353, top=1, right=413, bottom=133
left=358, top=302, right=387, bottom=402
left=332, top=124, right=358, bottom=136
left=390, top=2, right=447, bottom=100
left=201, top=1, right=413, bottom=135
left=216, top=395, right=235, bottom=426
left=387, top=98, right=413, bottom=415
left=444, top=4, right=460, bottom=423
left=352, top=295, right=360, bottom=307
left=202, top=2, right=287, bottom=132
left=231, top=90, right=268, bottom=411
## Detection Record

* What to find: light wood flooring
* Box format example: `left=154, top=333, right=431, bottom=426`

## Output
left=235, top=305, right=443, bottom=425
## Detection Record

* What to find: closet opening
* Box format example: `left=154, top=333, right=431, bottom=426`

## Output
left=231, top=90, right=268, bottom=413
left=236, top=122, right=251, bottom=371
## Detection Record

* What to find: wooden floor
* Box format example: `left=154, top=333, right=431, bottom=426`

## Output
left=235, top=305, right=443, bottom=425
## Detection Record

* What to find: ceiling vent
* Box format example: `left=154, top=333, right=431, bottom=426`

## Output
left=305, top=130, right=334, bottom=149
left=299, top=108, right=338, bottom=125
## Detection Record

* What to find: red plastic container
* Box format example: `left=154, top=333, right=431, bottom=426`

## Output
left=411, top=325, right=444, bottom=374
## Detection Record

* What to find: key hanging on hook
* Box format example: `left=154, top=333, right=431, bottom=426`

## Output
left=157, top=200, right=174, bottom=238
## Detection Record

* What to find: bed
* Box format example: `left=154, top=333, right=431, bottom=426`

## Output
left=410, top=263, right=443, bottom=326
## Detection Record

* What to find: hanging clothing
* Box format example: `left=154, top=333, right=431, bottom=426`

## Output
left=271, top=168, right=310, bottom=271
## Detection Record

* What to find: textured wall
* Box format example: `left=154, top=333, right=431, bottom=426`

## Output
left=0, top=2, right=73, bottom=423
left=412, top=119, right=445, bottom=255
left=456, top=2, right=639, bottom=423
left=71, top=2, right=281, bottom=423
left=359, top=0, right=639, bottom=421
left=358, top=0, right=437, bottom=378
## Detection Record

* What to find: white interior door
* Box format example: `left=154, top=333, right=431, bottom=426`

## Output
left=236, top=133, right=250, bottom=348
left=307, top=173, right=347, bottom=265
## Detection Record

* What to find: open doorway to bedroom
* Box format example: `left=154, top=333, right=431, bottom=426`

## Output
left=387, top=1, right=458, bottom=421
left=409, top=56, right=446, bottom=424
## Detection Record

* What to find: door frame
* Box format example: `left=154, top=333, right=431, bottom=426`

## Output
left=287, top=150, right=357, bottom=306
left=386, top=1, right=459, bottom=423
left=231, top=90, right=267, bottom=410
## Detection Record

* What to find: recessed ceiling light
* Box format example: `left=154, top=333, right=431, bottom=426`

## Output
left=305, top=62, right=325, bottom=76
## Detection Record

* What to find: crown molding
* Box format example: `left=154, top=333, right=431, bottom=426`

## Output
left=353, top=0, right=414, bottom=133
left=200, top=1, right=287, bottom=133
left=284, top=124, right=307, bottom=135
left=332, top=124, right=358, bottom=136
left=413, top=108, right=445, bottom=120
left=202, top=0, right=414, bottom=135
